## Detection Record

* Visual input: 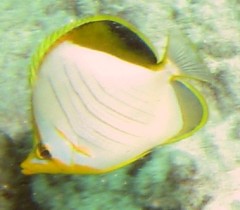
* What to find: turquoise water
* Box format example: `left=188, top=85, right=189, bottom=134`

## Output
left=1, top=1, right=240, bottom=210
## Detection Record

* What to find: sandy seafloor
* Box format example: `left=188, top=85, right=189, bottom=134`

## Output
left=0, top=0, right=240, bottom=209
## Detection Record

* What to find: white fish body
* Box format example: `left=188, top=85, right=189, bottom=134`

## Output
left=34, top=41, right=182, bottom=170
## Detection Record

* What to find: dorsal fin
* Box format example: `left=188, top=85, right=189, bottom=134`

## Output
left=30, top=15, right=159, bottom=86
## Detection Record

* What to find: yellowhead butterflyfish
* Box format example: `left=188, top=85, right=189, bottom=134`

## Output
left=21, top=15, right=210, bottom=175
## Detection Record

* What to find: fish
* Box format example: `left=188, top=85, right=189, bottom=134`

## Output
left=21, top=15, right=210, bottom=175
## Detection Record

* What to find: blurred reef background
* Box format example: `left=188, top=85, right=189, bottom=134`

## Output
left=1, top=0, right=240, bottom=209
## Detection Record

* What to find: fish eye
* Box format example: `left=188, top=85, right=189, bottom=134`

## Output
left=36, top=143, right=52, bottom=159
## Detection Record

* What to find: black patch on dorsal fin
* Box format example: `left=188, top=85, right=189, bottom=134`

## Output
left=107, top=21, right=157, bottom=64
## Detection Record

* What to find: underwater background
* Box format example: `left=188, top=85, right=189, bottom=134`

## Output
left=0, top=0, right=240, bottom=209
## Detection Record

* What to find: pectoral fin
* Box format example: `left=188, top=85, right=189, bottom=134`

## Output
left=167, top=29, right=212, bottom=83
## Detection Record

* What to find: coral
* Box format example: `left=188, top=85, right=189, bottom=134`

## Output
left=0, top=134, right=38, bottom=210
left=1, top=0, right=240, bottom=209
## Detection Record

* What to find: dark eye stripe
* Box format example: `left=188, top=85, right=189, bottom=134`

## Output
left=37, top=143, right=52, bottom=159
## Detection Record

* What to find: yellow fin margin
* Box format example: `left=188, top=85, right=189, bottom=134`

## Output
left=29, top=15, right=160, bottom=86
